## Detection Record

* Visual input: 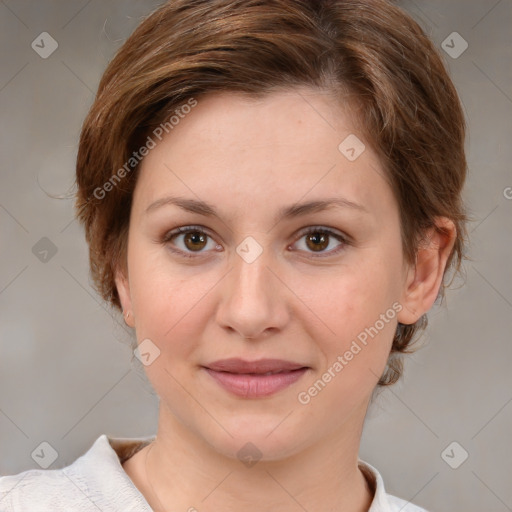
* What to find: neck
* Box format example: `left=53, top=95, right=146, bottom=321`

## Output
left=139, top=403, right=374, bottom=512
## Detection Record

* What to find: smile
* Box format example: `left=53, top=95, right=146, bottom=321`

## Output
left=202, top=358, right=310, bottom=398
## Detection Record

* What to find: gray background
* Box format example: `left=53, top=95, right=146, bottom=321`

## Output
left=0, top=1, right=511, bottom=511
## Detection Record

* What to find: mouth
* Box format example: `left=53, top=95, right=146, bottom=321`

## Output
left=202, top=358, right=310, bottom=398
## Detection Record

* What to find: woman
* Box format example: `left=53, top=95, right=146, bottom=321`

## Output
left=0, top=0, right=468, bottom=510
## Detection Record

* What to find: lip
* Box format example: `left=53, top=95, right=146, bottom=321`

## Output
left=202, top=358, right=310, bottom=398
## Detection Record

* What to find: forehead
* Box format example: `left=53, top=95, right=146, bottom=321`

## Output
left=133, top=88, right=393, bottom=223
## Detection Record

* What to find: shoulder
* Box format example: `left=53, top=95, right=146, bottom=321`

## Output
left=0, top=434, right=154, bottom=512
left=0, top=466, right=88, bottom=512
left=358, top=459, right=430, bottom=512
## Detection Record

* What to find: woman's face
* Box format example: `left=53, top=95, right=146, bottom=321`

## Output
left=116, top=88, right=420, bottom=460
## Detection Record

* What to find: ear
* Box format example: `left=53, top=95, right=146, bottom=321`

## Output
left=114, top=266, right=135, bottom=328
left=397, top=217, right=456, bottom=325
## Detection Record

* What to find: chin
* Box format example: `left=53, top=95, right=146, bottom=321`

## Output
left=198, top=414, right=314, bottom=463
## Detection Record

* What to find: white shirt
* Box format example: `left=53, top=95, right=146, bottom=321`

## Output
left=0, top=434, right=428, bottom=511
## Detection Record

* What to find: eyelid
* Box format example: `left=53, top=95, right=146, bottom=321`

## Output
left=296, top=225, right=348, bottom=240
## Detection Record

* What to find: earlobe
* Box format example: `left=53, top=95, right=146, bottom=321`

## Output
left=397, top=217, right=456, bottom=326
left=123, top=310, right=134, bottom=327
left=114, top=268, right=135, bottom=328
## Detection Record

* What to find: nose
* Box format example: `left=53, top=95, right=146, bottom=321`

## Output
left=215, top=238, right=290, bottom=340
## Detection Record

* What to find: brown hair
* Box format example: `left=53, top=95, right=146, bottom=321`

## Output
left=74, top=0, right=468, bottom=386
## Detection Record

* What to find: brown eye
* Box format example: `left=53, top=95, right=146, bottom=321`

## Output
left=183, top=231, right=208, bottom=251
left=305, top=231, right=329, bottom=252
left=162, top=226, right=219, bottom=258
left=293, top=227, right=348, bottom=258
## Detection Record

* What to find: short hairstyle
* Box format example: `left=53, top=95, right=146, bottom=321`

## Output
left=74, top=0, right=468, bottom=386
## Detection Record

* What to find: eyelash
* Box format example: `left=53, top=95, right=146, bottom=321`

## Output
left=161, top=225, right=349, bottom=259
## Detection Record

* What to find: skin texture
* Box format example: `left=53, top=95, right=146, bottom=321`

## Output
left=116, top=87, right=456, bottom=512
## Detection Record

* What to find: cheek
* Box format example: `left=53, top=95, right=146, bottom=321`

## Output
left=299, top=258, right=399, bottom=390
left=304, top=260, right=397, bottom=338
left=296, top=276, right=398, bottom=421
left=128, top=266, right=213, bottom=396
left=128, top=251, right=218, bottom=355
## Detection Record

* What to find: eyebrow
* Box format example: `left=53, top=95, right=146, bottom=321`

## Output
left=144, top=195, right=369, bottom=221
